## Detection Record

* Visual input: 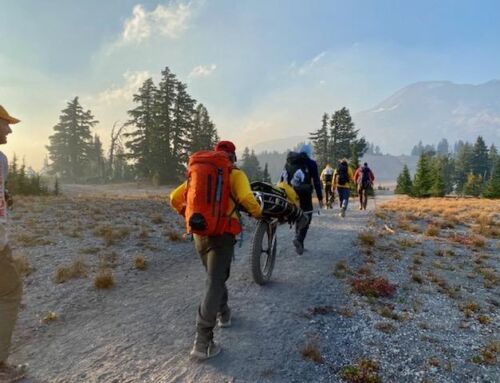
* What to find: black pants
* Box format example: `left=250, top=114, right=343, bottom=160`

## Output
left=324, top=183, right=334, bottom=207
left=194, top=233, right=234, bottom=344
left=295, top=212, right=313, bottom=245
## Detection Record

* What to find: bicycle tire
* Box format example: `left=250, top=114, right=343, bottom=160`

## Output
left=251, top=220, right=277, bottom=285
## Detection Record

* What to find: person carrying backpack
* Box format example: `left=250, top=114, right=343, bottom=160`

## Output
left=170, top=141, right=262, bottom=360
left=280, top=144, right=323, bottom=255
left=353, top=162, right=375, bottom=210
left=320, top=164, right=334, bottom=209
left=333, top=158, right=354, bottom=217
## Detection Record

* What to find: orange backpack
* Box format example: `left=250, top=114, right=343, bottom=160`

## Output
left=184, top=151, right=234, bottom=236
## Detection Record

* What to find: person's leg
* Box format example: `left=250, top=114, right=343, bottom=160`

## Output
left=193, top=234, right=234, bottom=357
left=337, top=187, right=343, bottom=208
left=0, top=246, right=23, bottom=364
left=324, top=185, right=329, bottom=208
left=358, top=186, right=363, bottom=209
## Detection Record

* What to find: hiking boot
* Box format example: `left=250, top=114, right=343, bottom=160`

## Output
left=190, top=340, right=221, bottom=360
left=359, top=206, right=363, bottom=210
left=293, top=239, right=304, bottom=255
left=0, top=362, right=28, bottom=381
left=340, top=208, right=346, bottom=218
left=217, top=310, right=232, bottom=328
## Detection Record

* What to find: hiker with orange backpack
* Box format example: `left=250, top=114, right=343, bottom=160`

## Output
left=333, top=158, right=354, bottom=217
left=353, top=162, right=375, bottom=210
left=170, top=141, right=262, bottom=360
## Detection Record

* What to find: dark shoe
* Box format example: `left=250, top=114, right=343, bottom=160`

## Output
left=293, top=239, right=304, bottom=255
left=217, top=309, right=232, bottom=328
left=190, top=340, right=221, bottom=360
left=340, top=208, right=346, bottom=218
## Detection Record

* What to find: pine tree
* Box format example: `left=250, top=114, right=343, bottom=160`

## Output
left=395, top=165, right=413, bottom=195
left=413, top=152, right=433, bottom=197
left=125, top=78, right=157, bottom=180
left=46, top=97, right=97, bottom=180
left=262, top=163, right=271, bottom=183
left=171, top=81, right=196, bottom=181
left=189, top=103, right=218, bottom=154
left=436, top=138, right=449, bottom=155
left=329, top=107, right=358, bottom=163
left=483, top=157, right=500, bottom=198
left=430, top=160, right=446, bottom=197
left=309, top=113, right=329, bottom=169
left=454, top=142, right=474, bottom=194
left=487, top=144, right=498, bottom=181
left=471, top=136, right=489, bottom=180
left=154, top=67, right=177, bottom=183
left=240, top=148, right=262, bottom=181
left=463, top=173, right=483, bottom=197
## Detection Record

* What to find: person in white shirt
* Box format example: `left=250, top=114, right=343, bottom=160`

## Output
left=0, top=105, right=23, bottom=378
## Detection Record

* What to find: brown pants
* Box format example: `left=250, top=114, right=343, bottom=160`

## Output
left=194, top=233, right=234, bottom=344
left=0, top=245, right=23, bottom=363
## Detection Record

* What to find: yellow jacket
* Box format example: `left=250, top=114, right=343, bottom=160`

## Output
left=333, top=167, right=354, bottom=189
left=170, top=168, right=262, bottom=234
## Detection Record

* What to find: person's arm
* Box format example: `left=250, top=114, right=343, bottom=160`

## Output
left=332, top=170, right=338, bottom=190
left=231, top=170, right=262, bottom=218
left=370, top=170, right=375, bottom=183
left=309, top=160, right=323, bottom=202
left=353, top=168, right=360, bottom=183
left=348, top=168, right=355, bottom=183
left=169, top=182, right=187, bottom=216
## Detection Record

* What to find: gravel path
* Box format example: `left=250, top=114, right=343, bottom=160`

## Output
left=9, top=194, right=375, bottom=383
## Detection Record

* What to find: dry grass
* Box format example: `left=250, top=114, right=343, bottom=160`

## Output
left=15, top=232, right=53, bottom=247
left=42, top=311, right=57, bottom=323
left=425, top=224, right=440, bottom=237
left=340, top=358, right=381, bottom=383
left=300, top=339, right=324, bottom=364
left=94, top=224, right=131, bottom=246
left=333, top=260, right=350, bottom=279
left=53, top=259, right=88, bottom=284
left=166, top=229, right=182, bottom=241
left=351, top=277, right=397, bottom=298
left=151, top=213, right=164, bottom=224
left=94, top=268, right=114, bottom=289
left=379, top=197, right=500, bottom=232
left=134, top=255, right=147, bottom=270
left=374, top=322, right=396, bottom=333
left=13, top=254, right=34, bottom=277
left=358, top=232, right=376, bottom=247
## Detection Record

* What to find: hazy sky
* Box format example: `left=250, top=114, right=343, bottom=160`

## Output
left=1, top=0, right=499, bottom=169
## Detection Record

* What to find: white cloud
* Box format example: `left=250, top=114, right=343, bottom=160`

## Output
left=121, top=2, right=192, bottom=44
left=96, top=70, right=151, bottom=104
left=188, top=64, right=217, bottom=78
left=297, top=51, right=327, bottom=75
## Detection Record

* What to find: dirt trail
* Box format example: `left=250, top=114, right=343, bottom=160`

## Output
left=10, top=190, right=381, bottom=383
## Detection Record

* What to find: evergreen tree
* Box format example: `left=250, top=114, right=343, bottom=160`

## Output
left=154, top=67, right=177, bottom=183
left=395, top=165, right=413, bottom=195
left=483, top=157, right=500, bottom=198
left=430, top=159, right=446, bottom=197
left=412, top=152, right=433, bottom=197
left=411, top=141, right=424, bottom=156
left=89, top=134, right=106, bottom=180
left=189, top=103, right=218, bottom=154
left=262, top=163, right=271, bottom=183
left=240, top=148, right=262, bottom=181
left=471, top=136, right=489, bottom=179
left=46, top=97, right=97, bottom=180
left=454, top=142, right=474, bottom=194
left=171, top=81, right=196, bottom=180
left=488, top=144, right=498, bottom=181
left=125, top=78, right=158, bottom=180
left=463, top=173, right=483, bottom=197
left=329, top=107, right=358, bottom=163
left=309, top=113, right=329, bottom=169
left=436, top=138, right=449, bottom=155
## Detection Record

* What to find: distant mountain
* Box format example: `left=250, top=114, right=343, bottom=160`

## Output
left=251, top=135, right=308, bottom=153
left=355, top=80, right=500, bottom=154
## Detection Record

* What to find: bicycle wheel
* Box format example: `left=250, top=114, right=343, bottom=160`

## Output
left=251, top=220, right=277, bottom=285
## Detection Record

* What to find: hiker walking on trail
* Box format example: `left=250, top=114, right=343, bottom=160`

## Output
left=354, top=162, right=375, bottom=210
left=170, top=141, right=262, bottom=360
left=333, top=158, right=354, bottom=218
left=0, top=106, right=24, bottom=379
left=280, top=144, right=323, bottom=255
left=320, top=164, right=335, bottom=209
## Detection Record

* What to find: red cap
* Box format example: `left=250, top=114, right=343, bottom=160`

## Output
left=214, top=140, right=236, bottom=154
